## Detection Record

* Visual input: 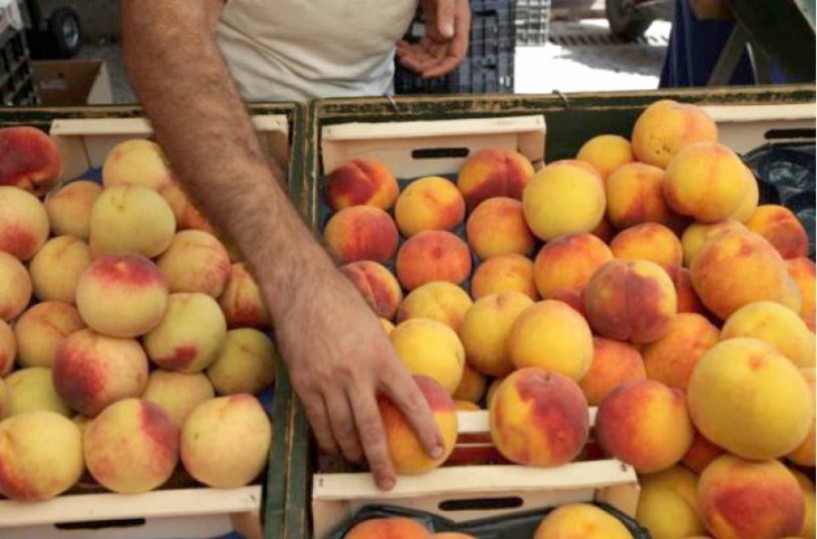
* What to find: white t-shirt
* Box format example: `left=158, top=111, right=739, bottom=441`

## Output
left=216, top=0, right=418, bottom=102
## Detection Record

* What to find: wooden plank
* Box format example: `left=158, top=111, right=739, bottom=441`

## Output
left=457, top=408, right=597, bottom=436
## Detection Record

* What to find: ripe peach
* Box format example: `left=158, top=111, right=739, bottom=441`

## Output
left=14, top=301, right=85, bottom=368
left=690, top=229, right=790, bottom=320
left=791, top=470, right=816, bottom=538
left=698, top=455, right=804, bottom=539
left=642, top=313, right=719, bottom=391
left=610, top=223, right=683, bottom=268
left=687, top=338, right=813, bottom=459
left=631, top=100, right=718, bottom=168
left=746, top=204, right=809, bottom=259
left=0, top=319, right=14, bottom=377
left=219, top=263, right=271, bottom=328
left=578, top=338, right=646, bottom=406
left=102, top=139, right=175, bottom=191
left=0, top=126, right=62, bottom=195
left=534, top=503, right=632, bottom=538
left=395, top=176, right=465, bottom=237
left=324, top=206, right=399, bottom=264
left=522, top=160, right=606, bottom=241
left=85, top=398, right=179, bottom=493
left=471, top=253, right=538, bottom=300
left=0, top=412, right=83, bottom=501
left=486, top=377, right=504, bottom=407
left=681, top=429, right=725, bottom=474
left=325, top=157, right=399, bottom=212
left=396, top=281, right=472, bottom=332
left=53, top=329, right=149, bottom=417
left=596, top=379, right=693, bottom=473
left=466, top=197, right=535, bottom=259
left=390, top=319, right=465, bottom=394
left=585, top=259, right=677, bottom=344
left=591, top=216, right=615, bottom=243
left=0, top=251, right=31, bottom=322
left=782, top=275, right=804, bottom=314
left=787, top=257, right=815, bottom=330
left=453, top=363, right=486, bottom=403
left=730, top=166, right=760, bottom=222
left=89, top=184, right=177, bottom=258
left=457, top=148, right=535, bottom=211
left=666, top=265, right=706, bottom=314
left=206, top=328, right=276, bottom=395
left=159, top=182, right=217, bottom=235
left=157, top=230, right=231, bottom=297
left=344, top=517, right=431, bottom=539
left=637, top=466, right=705, bottom=539
left=181, top=394, right=272, bottom=487
left=29, top=235, right=93, bottom=303
left=681, top=219, right=747, bottom=267
left=76, top=253, right=169, bottom=338
left=0, top=186, right=49, bottom=261
left=533, top=233, right=612, bottom=301
left=0, top=378, right=5, bottom=419
left=142, top=370, right=215, bottom=427
left=576, top=134, right=634, bottom=180
left=45, top=180, right=102, bottom=240
left=459, top=292, right=534, bottom=377
left=490, top=368, right=588, bottom=467
left=5, top=367, right=71, bottom=417
left=605, top=162, right=673, bottom=229
left=341, top=261, right=403, bottom=319
left=395, top=230, right=472, bottom=291
left=787, top=368, right=815, bottom=467
left=433, top=533, right=475, bottom=539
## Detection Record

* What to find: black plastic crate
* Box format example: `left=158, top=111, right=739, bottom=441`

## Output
left=0, top=26, right=38, bottom=106
left=394, top=0, right=515, bottom=95
left=516, top=0, right=551, bottom=46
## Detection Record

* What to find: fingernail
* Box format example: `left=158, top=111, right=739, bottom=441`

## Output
left=430, top=446, right=444, bottom=459
left=442, top=23, right=454, bottom=38
left=380, top=476, right=395, bottom=490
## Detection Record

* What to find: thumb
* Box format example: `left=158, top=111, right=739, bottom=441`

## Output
left=435, top=0, right=456, bottom=38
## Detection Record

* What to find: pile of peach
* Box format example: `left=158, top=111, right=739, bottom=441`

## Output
left=323, top=100, right=816, bottom=539
left=0, top=128, right=275, bottom=502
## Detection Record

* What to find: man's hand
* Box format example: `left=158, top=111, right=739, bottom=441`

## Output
left=397, top=0, right=471, bottom=78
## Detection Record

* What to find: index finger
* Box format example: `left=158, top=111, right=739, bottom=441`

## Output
left=423, top=2, right=470, bottom=77
left=435, top=0, right=456, bottom=38
left=348, top=389, right=397, bottom=491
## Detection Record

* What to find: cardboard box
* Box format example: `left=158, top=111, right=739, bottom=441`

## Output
left=33, top=60, right=113, bottom=106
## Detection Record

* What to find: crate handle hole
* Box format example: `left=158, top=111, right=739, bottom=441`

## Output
left=412, top=147, right=470, bottom=160
left=764, top=128, right=816, bottom=141
left=438, top=496, right=524, bottom=512
left=55, top=518, right=147, bottom=530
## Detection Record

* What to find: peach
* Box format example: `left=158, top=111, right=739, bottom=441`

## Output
left=578, top=338, right=646, bottom=406
left=631, top=100, right=718, bottom=168
left=466, top=197, right=535, bottom=259
left=642, top=313, right=719, bottom=391
left=53, top=329, right=149, bottom=416
left=596, top=379, right=693, bottom=473
left=0, top=251, right=31, bottom=322
left=791, top=470, right=816, bottom=538
left=533, top=233, right=612, bottom=300
left=490, top=368, right=589, bottom=467
left=591, top=217, right=615, bottom=243
left=697, top=455, right=804, bottom=539
left=89, top=184, right=177, bottom=258
left=344, top=517, right=431, bottom=539
left=610, top=223, right=683, bottom=268
left=787, top=368, right=815, bottom=466
left=605, top=162, right=673, bottom=229
left=637, top=466, right=705, bottom=539
left=395, top=176, right=466, bottom=237
left=682, top=429, right=725, bottom=474
left=576, top=134, right=634, bottom=180
left=522, top=160, right=606, bottom=241
left=76, top=253, right=169, bottom=338
left=746, top=204, right=809, bottom=259
left=452, top=363, right=486, bottom=403
left=142, top=370, right=215, bottom=427
left=181, top=394, right=271, bottom=487
left=159, top=181, right=217, bottom=235
left=721, top=301, right=814, bottom=368
left=29, top=235, right=93, bottom=303
left=486, top=377, right=504, bottom=407
left=341, top=261, right=403, bottom=319
left=687, top=338, right=813, bottom=459
left=397, top=281, right=472, bottom=332
left=666, top=265, right=706, bottom=314
left=380, top=375, right=457, bottom=474
left=788, top=257, right=815, bottom=330
left=471, top=253, right=538, bottom=300
left=0, top=126, right=62, bottom=195
left=381, top=318, right=395, bottom=334
left=324, top=206, right=399, bottom=264
left=390, top=319, right=465, bottom=394
left=72, top=414, right=91, bottom=434
left=0, top=319, right=14, bottom=375
left=585, top=260, right=677, bottom=344
left=534, top=503, right=632, bottom=538
left=0, top=379, right=5, bottom=419
left=325, top=157, right=399, bottom=212
left=0, top=186, right=49, bottom=261
left=664, top=142, right=748, bottom=223
left=206, top=328, right=276, bottom=395
left=5, top=367, right=71, bottom=417
left=219, top=263, right=271, bottom=328
left=456, top=148, right=535, bottom=211
left=459, top=292, right=534, bottom=377
left=14, top=301, right=85, bottom=368
left=0, top=412, right=83, bottom=501
left=508, top=300, right=594, bottom=381
left=681, top=219, right=747, bottom=267
left=45, top=180, right=102, bottom=239
left=157, top=230, right=231, bottom=297
left=396, top=230, right=472, bottom=291
left=730, top=167, right=760, bottom=222
left=782, top=275, right=803, bottom=314
left=144, top=293, right=227, bottom=373
left=102, top=139, right=175, bottom=191
left=433, top=534, right=475, bottom=539
left=453, top=401, right=480, bottom=412
left=85, top=398, right=179, bottom=493
left=690, top=229, right=790, bottom=320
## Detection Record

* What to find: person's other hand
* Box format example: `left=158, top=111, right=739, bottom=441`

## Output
left=397, top=0, right=471, bottom=78
left=272, top=261, right=444, bottom=490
